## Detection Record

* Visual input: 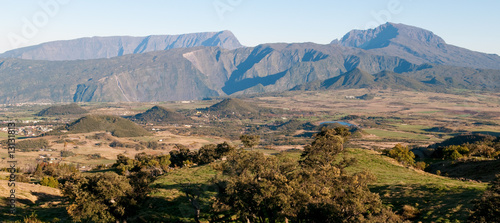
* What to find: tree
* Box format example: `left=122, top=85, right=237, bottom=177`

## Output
left=197, top=144, right=218, bottom=165
left=442, top=145, right=469, bottom=160
left=212, top=149, right=296, bottom=223
left=240, top=134, right=260, bottom=149
left=40, top=176, right=59, bottom=188
left=61, top=172, right=136, bottom=222
left=300, top=126, right=351, bottom=167
left=293, top=127, right=399, bottom=222
left=385, top=144, right=415, bottom=167
left=198, top=142, right=235, bottom=165
left=170, top=144, right=197, bottom=167
left=470, top=174, right=500, bottom=222
left=215, top=141, right=235, bottom=158
left=212, top=128, right=401, bottom=222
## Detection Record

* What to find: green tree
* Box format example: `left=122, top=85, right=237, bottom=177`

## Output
left=197, top=144, right=218, bottom=165
left=300, top=126, right=351, bottom=167
left=40, top=176, right=59, bottom=188
left=240, top=134, right=260, bottom=149
left=169, top=144, right=197, bottom=167
left=293, top=127, right=399, bottom=222
left=212, top=128, right=400, bottom=222
left=470, top=174, right=500, bottom=222
left=385, top=144, right=415, bottom=166
left=61, top=172, right=136, bottom=222
left=212, top=149, right=297, bottom=223
left=442, top=145, right=469, bottom=160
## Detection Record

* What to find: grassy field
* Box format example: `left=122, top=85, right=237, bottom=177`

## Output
left=364, top=129, right=432, bottom=141
left=346, top=149, right=487, bottom=222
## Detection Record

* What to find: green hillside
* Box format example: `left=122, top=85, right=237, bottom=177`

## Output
left=131, top=148, right=487, bottom=222
left=35, top=103, right=88, bottom=116
left=204, top=98, right=259, bottom=117
left=49, top=115, right=151, bottom=137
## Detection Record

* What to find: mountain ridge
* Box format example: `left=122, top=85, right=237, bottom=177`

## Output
left=333, top=22, right=500, bottom=70
left=0, top=30, right=243, bottom=61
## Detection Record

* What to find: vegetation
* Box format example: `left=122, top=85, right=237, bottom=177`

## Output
left=212, top=127, right=401, bottom=222
left=239, top=134, right=260, bottom=149
left=469, top=174, right=500, bottom=222
left=61, top=172, right=137, bottom=222
left=9, top=139, right=51, bottom=152
left=383, top=144, right=416, bottom=166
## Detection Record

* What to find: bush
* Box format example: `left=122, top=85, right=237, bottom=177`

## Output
left=87, top=153, right=101, bottom=159
left=442, top=145, right=470, bottom=160
left=415, top=161, right=428, bottom=170
left=40, top=176, right=59, bottom=188
left=384, top=144, right=415, bottom=166
left=61, top=150, right=76, bottom=157
left=14, top=139, right=51, bottom=152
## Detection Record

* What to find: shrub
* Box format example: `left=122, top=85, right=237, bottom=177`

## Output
left=384, top=144, right=415, bottom=166
left=40, top=176, right=59, bottom=188
left=61, top=150, right=76, bottom=157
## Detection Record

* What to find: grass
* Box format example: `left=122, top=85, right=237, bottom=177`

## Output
left=135, top=164, right=218, bottom=222
left=345, top=149, right=487, bottom=222
left=365, top=129, right=431, bottom=141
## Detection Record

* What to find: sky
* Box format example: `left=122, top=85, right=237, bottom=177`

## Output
left=1, top=0, right=499, bottom=55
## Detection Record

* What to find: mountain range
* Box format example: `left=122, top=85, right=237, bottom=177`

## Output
left=0, top=23, right=499, bottom=103
left=0, top=30, right=242, bottom=61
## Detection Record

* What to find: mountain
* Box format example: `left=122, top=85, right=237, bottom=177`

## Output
left=0, top=43, right=421, bottom=103
left=0, top=31, right=243, bottom=61
left=333, top=22, right=500, bottom=70
left=0, top=24, right=500, bottom=103
left=35, top=103, right=88, bottom=116
left=290, top=67, right=497, bottom=92
left=47, top=115, right=151, bottom=137
left=130, top=106, right=188, bottom=124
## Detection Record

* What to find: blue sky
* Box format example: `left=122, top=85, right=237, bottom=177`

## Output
left=1, top=0, right=499, bottom=55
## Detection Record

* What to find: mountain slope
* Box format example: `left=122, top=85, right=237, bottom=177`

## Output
left=0, top=31, right=243, bottom=61
left=292, top=68, right=443, bottom=92
left=334, top=22, right=500, bottom=70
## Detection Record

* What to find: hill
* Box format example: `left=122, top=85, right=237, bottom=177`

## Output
left=49, top=115, right=151, bottom=137
left=133, top=148, right=487, bottom=222
left=35, top=103, right=88, bottom=116
left=130, top=106, right=189, bottom=124
left=334, top=22, right=500, bottom=70
left=0, top=31, right=243, bottom=61
left=204, top=98, right=259, bottom=117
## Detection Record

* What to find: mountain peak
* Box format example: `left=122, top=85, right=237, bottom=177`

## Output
left=335, top=22, right=446, bottom=50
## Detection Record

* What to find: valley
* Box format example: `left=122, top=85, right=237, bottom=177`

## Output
left=1, top=89, right=499, bottom=222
